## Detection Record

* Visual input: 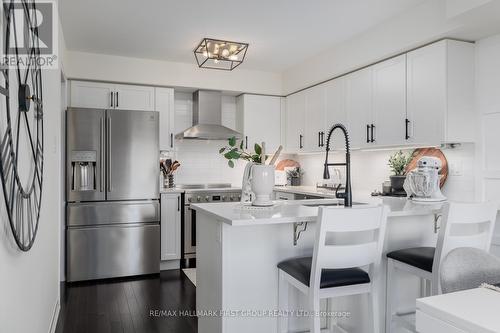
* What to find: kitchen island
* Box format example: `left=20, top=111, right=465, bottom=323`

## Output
left=192, top=197, right=445, bottom=333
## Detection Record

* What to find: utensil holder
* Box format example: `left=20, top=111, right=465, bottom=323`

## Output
left=163, top=174, right=175, bottom=188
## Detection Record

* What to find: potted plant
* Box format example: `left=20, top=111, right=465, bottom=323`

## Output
left=388, top=150, right=412, bottom=192
left=286, top=167, right=304, bottom=186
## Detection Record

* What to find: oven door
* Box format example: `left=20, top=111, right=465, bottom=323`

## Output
left=183, top=205, right=196, bottom=258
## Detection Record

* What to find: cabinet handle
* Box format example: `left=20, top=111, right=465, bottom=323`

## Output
left=318, top=132, right=321, bottom=147
left=370, top=124, right=375, bottom=143
left=245, top=136, right=248, bottom=149
left=110, top=92, right=114, bottom=107
left=366, top=125, right=370, bottom=143
left=321, top=132, right=324, bottom=147
left=405, top=118, right=410, bottom=140
left=177, top=196, right=180, bottom=211
left=170, top=133, right=173, bottom=148
left=115, top=92, right=119, bottom=108
left=299, top=134, right=303, bottom=149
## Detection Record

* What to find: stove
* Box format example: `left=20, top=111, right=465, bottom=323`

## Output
left=178, top=183, right=242, bottom=203
left=178, top=183, right=242, bottom=268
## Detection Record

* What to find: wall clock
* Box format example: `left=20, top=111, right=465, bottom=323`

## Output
left=0, top=0, right=44, bottom=251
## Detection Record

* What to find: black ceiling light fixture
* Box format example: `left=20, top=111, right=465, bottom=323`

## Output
left=194, top=38, right=249, bottom=71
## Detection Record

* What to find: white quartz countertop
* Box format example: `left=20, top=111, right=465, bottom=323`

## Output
left=273, top=185, right=338, bottom=198
left=191, top=196, right=445, bottom=226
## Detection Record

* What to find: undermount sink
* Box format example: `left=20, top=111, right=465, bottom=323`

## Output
left=301, top=202, right=365, bottom=207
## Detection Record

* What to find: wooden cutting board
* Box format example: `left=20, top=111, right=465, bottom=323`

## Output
left=405, top=148, right=448, bottom=188
left=276, top=159, right=300, bottom=171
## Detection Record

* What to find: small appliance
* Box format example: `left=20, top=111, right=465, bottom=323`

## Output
left=274, top=170, right=287, bottom=186
left=403, top=156, right=446, bottom=202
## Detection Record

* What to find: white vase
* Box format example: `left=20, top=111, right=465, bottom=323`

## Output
left=251, top=164, right=275, bottom=206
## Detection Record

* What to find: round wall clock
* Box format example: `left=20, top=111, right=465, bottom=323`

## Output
left=0, top=0, right=44, bottom=251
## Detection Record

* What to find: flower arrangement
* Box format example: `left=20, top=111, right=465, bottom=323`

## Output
left=388, top=150, right=412, bottom=176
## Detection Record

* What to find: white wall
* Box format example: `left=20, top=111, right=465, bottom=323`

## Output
left=64, top=51, right=283, bottom=95
left=282, top=0, right=500, bottom=94
left=295, top=144, right=475, bottom=201
left=475, top=33, right=500, bottom=256
left=0, top=65, right=63, bottom=333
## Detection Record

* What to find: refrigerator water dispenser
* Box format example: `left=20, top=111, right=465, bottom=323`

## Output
left=71, top=150, right=97, bottom=191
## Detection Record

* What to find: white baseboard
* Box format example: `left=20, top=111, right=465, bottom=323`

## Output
left=48, top=298, right=60, bottom=333
left=160, top=259, right=180, bottom=271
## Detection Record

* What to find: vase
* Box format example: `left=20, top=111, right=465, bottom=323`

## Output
left=290, top=177, right=300, bottom=186
left=250, top=164, right=275, bottom=206
left=390, top=175, right=406, bottom=193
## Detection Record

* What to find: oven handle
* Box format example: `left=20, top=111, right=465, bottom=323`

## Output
left=191, top=208, right=196, bottom=247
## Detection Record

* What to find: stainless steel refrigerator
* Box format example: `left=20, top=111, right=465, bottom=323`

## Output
left=66, top=108, right=160, bottom=282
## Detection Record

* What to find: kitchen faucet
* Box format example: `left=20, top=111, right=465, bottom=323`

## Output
left=323, top=123, right=352, bottom=207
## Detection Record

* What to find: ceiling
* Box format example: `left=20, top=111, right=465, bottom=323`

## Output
left=60, top=0, right=425, bottom=72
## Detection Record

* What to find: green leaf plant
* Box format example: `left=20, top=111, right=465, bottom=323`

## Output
left=219, top=136, right=266, bottom=168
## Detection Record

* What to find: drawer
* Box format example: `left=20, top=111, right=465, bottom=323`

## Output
left=416, top=310, right=467, bottom=333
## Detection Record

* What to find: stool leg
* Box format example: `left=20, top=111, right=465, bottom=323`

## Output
left=370, top=286, right=380, bottom=333
left=385, top=258, right=395, bottom=333
left=278, top=270, right=289, bottom=333
left=309, top=294, right=321, bottom=333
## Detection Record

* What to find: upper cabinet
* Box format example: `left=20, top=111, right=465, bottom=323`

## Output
left=236, top=94, right=283, bottom=152
left=284, top=39, right=475, bottom=153
left=285, top=91, right=306, bottom=153
left=155, top=87, right=175, bottom=151
left=70, top=80, right=155, bottom=111
left=406, top=40, right=475, bottom=145
left=371, top=54, right=407, bottom=147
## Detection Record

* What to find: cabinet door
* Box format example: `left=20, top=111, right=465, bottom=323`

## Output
left=345, top=67, right=372, bottom=149
left=372, top=55, right=407, bottom=146
left=70, top=80, right=114, bottom=109
left=285, top=91, right=306, bottom=153
left=155, top=87, right=175, bottom=151
left=324, top=78, right=347, bottom=150
left=114, top=84, right=155, bottom=111
left=239, top=95, right=282, bottom=152
left=161, top=193, right=181, bottom=261
left=304, top=85, right=325, bottom=152
left=406, top=41, right=446, bottom=146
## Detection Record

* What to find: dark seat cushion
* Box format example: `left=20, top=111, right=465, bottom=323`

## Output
left=277, top=256, right=370, bottom=289
left=387, top=247, right=436, bottom=272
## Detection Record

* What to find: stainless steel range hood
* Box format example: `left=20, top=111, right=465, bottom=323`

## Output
left=175, top=90, right=242, bottom=140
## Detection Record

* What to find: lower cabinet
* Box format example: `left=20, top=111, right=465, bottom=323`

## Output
left=160, top=193, right=182, bottom=261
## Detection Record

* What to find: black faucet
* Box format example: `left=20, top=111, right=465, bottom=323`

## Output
left=323, top=123, right=352, bottom=207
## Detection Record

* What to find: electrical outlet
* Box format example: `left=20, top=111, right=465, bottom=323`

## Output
left=449, top=161, right=463, bottom=177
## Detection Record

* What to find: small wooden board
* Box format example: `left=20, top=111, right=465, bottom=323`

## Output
left=405, top=148, right=448, bottom=188
left=275, top=159, right=300, bottom=171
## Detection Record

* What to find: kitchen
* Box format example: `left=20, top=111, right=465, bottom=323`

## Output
left=3, top=1, right=500, bottom=333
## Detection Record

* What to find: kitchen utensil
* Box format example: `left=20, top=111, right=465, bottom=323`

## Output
left=268, top=145, right=283, bottom=166
left=404, top=156, right=446, bottom=202
left=261, top=142, right=266, bottom=164
left=406, top=148, right=448, bottom=187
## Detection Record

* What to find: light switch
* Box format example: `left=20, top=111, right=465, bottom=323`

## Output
left=450, top=160, right=463, bottom=176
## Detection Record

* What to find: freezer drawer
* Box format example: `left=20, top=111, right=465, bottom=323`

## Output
left=66, top=223, right=160, bottom=282
left=67, top=200, right=159, bottom=227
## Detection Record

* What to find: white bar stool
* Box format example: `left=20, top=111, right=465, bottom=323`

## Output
left=385, top=202, right=498, bottom=332
left=277, top=204, right=389, bottom=333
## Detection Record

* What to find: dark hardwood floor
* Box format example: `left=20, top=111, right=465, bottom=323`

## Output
left=55, top=270, right=197, bottom=333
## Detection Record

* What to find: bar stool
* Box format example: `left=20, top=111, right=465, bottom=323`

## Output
left=385, top=202, right=498, bottom=332
left=277, top=204, right=389, bottom=333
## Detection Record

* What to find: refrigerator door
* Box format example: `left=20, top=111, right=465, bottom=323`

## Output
left=66, top=108, right=106, bottom=202
left=106, top=110, right=159, bottom=201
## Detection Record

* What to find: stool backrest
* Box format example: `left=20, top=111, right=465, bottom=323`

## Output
left=310, top=205, right=389, bottom=291
left=433, top=202, right=498, bottom=277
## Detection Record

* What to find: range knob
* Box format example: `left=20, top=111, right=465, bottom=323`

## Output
left=222, top=195, right=226, bottom=201
left=229, top=196, right=234, bottom=201
left=197, top=196, right=201, bottom=202
left=238, top=195, right=241, bottom=200
left=205, top=196, right=210, bottom=202
left=187, top=197, right=192, bottom=203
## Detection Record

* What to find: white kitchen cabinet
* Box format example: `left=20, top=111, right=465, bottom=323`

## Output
left=70, top=80, right=155, bottom=111
left=160, top=193, right=181, bottom=261
left=155, top=87, right=175, bottom=151
left=406, top=40, right=475, bottom=145
left=345, top=67, right=373, bottom=149
left=371, top=54, right=407, bottom=147
left=285, top=91, right=306, bottom=153
left=236, top=94, right=282, bottom=152
left=304, top=85, right=326, bottom=152
left=324, top=77, right=348, bottom=150
left=114, top=84, right=155, bottom=111
left=70, top=80, right=115, bottom=109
